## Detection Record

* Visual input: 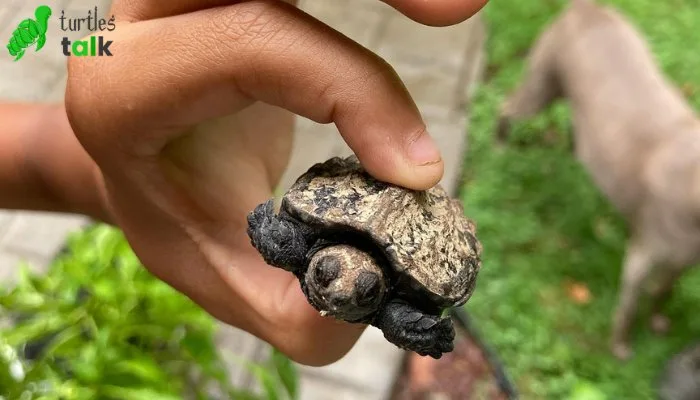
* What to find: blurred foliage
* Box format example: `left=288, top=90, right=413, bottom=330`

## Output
left=462, top=0, right=700, bottom=398
left=0, top=224, right=298, bottom=400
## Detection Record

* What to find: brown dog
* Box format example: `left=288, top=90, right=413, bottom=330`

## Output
left=497, top=0, right=700, bottom=360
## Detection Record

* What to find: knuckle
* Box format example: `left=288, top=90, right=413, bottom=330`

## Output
left=65, top=41, right=135, bottom=155
left=111, top=0, right=146, bottom=21
left=324, top=52, right=404, bottom=110
left=359, top=53, right=402, bottom=89
left=209, top=0, right=291, bottom=51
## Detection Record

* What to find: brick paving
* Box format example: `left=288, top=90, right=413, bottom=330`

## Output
left=0, top=0, right=485, bottom=398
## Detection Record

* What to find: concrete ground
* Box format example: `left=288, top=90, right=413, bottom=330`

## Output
left=0, top=0, right=485, bottom=398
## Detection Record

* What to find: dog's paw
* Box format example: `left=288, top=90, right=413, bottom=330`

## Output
left=611, top=342, right=634, bottom=361
left=650, top=314, right=671, bottom=335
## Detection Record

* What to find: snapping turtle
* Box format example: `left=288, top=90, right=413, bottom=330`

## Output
left=247, top=156, right=482, bottom=358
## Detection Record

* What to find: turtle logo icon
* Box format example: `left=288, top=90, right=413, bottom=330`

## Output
left=6, top=5, right=52, bottom=61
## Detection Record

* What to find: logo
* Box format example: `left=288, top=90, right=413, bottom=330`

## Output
left=6, top=5, right=52, bottom=62
left=59, top=7, right=116, bottom=57
left=6, top=5, right=116, bottom=62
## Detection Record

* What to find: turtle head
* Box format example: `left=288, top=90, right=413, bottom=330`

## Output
left=305, top=245, right=386, bottom=322
left=35, top=5, right=52, bottom=21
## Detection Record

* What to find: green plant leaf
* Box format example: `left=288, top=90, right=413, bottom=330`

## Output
left=245, top=362, right=281, bottom=400
left=15, top=262, right=37, bottom=292
left=0, top=224, right=299, bottom=397
left=70, top=358, right=101, bottom=384
left=181, top=327, right=217, bottom=366
left=179, top=326, right=232, bottom=389
left=3, top=313, right=67, bottom=346
left=2, top=291, right=45, bottom=310
left=39, top=325, right=83, bottom=358
left=229, top=388, right=264, bottom=400
left=271, top=348, right=298, bottom=400
left=100, top=386, right=181, bottom=400
left=111, top=358, right=168, bottom=384
left=55, top=380, right=97, bottom=399
left=92, top=278, right=118, bottom=302
left=569, top=381, right=607, bottom=400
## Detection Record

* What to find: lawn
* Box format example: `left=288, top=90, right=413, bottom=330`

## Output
left=461, top=0, right=700, bottom=398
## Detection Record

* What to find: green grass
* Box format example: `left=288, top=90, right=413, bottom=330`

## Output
left=461, top=0, right=700, bottom=398
left=0, top=225, right=298, bottom=400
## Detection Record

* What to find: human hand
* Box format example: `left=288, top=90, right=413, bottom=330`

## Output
left=64, top=0, right=487, bottom=365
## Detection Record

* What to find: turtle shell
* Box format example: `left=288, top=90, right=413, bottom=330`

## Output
left=282, top=156, right=482, bottom=308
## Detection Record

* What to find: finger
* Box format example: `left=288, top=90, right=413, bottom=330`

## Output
left=382, top=0, right=489, bottom=26
left=68, top=0, right=444, bottom=190
left=111, top=0, right=486, bottom=27
left=102, top=141, right=364, bottom=365
left=164, top=106, right=366, bottom=366
left=111, top=0, right=298, bottom=22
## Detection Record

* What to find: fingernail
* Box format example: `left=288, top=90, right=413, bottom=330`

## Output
left=408, top=132, right=442, bottom=166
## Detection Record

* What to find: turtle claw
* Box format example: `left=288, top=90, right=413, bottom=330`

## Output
left=247, top=199, right=308, bottom=274
left=373, top=300, right=456, bottom=359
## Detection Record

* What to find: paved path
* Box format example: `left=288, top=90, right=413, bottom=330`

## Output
left=0, top=1, right=485, bottom=398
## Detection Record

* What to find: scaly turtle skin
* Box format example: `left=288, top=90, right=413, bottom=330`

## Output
left=6, top=6, right=51, bottom=61
left=247, top=156, right=482, bottom=358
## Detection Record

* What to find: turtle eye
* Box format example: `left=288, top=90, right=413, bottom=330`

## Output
left=355, top=271, right=381, bottom=306
left=314, top=256, right=340, bottom=287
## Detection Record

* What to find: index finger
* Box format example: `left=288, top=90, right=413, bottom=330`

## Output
left=111, top=0, right=487, bottom=25
left=382, top=0, right=488, bottom=26
left=68, top=1, right=445, bottom=190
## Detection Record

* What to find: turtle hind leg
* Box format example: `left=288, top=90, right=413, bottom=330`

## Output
left=372, top=299, right=455, bottom=359
left=36, top=34, right=47, bottom=51
left=247, top=199, right=310, bottom=275
left=13, top=49, right=25, bottom=61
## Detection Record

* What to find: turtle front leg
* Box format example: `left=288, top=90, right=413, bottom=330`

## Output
left=372, top=299, right=455, bottom=359
left=247, top=199, right=310, bottom=275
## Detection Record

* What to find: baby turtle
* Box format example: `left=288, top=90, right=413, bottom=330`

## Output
left=247, top=156, right=482, bottom=358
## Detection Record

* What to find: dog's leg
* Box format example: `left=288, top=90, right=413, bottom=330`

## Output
left=497, top=29, right=562, bottom=145
left=647, top=265, right=686, bottom=335
left=611, top=238, right=654, bottom=360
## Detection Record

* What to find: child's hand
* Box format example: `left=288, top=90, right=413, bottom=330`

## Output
left=63, top=0, right=487, bottom=365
